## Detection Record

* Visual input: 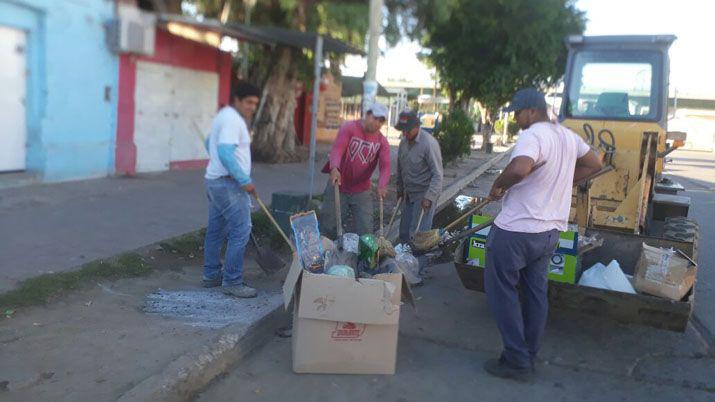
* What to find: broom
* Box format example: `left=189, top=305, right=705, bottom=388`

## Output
left=412, top=198, right=491, bottom=251
left=376, top=196, right=397, bottom=259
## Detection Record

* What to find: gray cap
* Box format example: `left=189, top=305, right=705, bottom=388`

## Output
left=504, top=88, right=547, bottom=113
left=366, top=102, right=388, bottom=119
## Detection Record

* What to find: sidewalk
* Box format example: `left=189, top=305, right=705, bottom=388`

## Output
left=0, top=146, right=344, bottom=292
left=0, top=145, right=511, bottom=402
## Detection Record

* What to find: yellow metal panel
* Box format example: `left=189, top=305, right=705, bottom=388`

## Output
left=562, top=119, right=662, bottom=232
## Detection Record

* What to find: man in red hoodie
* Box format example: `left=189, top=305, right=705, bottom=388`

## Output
left=320, top=103, right=391, bottom=237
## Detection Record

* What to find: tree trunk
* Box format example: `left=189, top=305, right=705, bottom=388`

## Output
left=251, top=48, right=301, bottom=163
left=477, top=102, right=493, bottom=153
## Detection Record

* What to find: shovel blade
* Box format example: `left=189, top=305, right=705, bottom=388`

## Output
left=250, top=234, right=286, bottom=275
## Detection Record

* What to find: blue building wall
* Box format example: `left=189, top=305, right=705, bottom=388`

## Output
left=0, top=0, right=118, bottom=182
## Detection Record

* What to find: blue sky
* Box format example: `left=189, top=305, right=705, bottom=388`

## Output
left=342, top=0, right=714, bottom=98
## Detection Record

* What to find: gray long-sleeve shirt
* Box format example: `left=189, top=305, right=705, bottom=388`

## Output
left=396, top=129, right=444, bottom=203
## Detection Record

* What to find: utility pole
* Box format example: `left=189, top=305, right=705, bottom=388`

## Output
left=363, top=0, right=383, bottom=113
left=307, top=35, right=324, bottom=200
left=241, top=0, right=257, bottom=79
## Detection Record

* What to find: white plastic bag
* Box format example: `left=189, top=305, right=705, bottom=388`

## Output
left=578, top=260, right=635, bottom=294
left=394, top=243, right=421, bottom=285
left=342, top=233, right=359, bottom=254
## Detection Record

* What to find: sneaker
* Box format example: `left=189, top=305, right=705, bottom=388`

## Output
left=222, top=284, right=258, bottom=298
left=483, top=357, right=534, bottom=382
left=202, top=277, right=222, bottom=288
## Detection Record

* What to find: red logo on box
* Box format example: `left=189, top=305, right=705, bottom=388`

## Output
left=331, top=322, right=366, bottom=341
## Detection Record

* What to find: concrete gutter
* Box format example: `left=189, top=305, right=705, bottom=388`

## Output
left=117, top=306, right=290, bottom=402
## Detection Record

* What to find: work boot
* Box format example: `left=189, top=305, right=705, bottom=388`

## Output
left=483, top=357, right=535, bottom=382
left=222, top=284, right=258, bottom=298
left=202, top=277, right=222, bottom=288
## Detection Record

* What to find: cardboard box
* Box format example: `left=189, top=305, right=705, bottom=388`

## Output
left=283, top=256, right=414, bottom=374
left=634, top=243, right=697, bottom=301
left=464, top=217, right=579, bottom=284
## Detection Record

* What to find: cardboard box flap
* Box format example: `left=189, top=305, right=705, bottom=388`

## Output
left=298, top=272, right=402, bottom=325
left=282, top=254, right=303, bottom=310
left=375, top=273, right=415, bottom=308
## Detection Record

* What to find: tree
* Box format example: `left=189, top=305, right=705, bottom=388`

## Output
left=185, top=0, right=370, bottom=163
left=388, top=0, right=585, bottom=149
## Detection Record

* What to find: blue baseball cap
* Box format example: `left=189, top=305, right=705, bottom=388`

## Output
left=395, top=110, right=420, bottom=131
left=503, top=87, right=547, bottom=113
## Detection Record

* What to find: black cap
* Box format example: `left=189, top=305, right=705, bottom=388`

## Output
left=395, top=110, right=420, bottom=131
left=503, top=87, right=547, bottom=113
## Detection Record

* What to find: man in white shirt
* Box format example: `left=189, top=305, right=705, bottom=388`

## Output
left=203, top=82, right=261, bottom=298
left=483, top=88, right=602, bottom=381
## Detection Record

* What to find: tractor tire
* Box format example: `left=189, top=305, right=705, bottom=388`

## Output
left=662, top=217, right=699, bottom=261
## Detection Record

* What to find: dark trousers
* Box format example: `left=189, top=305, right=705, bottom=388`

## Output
left=485, top=225, right=559, bottom=368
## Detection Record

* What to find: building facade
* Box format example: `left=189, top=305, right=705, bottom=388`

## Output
left=0, top=0, right=119, bottom=182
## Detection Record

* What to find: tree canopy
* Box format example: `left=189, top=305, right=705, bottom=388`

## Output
left=388, top=0, right=585, bottom=116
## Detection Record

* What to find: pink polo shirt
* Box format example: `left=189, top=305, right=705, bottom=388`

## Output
left=495, top=122, right=590, bottom=233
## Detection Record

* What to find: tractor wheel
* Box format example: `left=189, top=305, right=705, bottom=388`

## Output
left=663, top=217, right=699, bottom=261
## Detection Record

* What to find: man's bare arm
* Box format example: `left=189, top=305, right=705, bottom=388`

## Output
left=573, top=150, right=603, bottom=185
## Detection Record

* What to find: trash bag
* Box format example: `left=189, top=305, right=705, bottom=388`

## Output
left=325, top=265, right=355, bottom=278
left=395, top=244, right=422, bottom=285
left=321, top=236, right=335, bottom=253
left=377, top=257, right=399, bottom=274
left=358, top=234, right=379, bottom=270
left=342, top=233, right=359, bottom=254
left=578, top=260, right=635, bottom=294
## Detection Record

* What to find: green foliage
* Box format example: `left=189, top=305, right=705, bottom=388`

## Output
left=494, top=116, right=519, bottom=137
left=187, top=0, right=370, bottom=85
left=400, top=0, right=585, bottom=120
left=434, top=109, right=475, bottom=166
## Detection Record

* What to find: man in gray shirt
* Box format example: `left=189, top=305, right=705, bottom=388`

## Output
left=395, top=110, right=444, bottom=246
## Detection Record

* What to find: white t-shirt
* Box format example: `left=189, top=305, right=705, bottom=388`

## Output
left=495, top=122, right=590, bottom=233
left=205, top=106, right=252, bottom=180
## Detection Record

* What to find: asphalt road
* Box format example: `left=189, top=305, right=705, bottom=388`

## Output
left=196, top=150, right=715, bottom=401
left=663, top=151, right=715, bottom=340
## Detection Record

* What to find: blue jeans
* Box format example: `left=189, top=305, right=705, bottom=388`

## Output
left=485, top=225, right=559, bottom=368
left=399, top=193, right=436, bottom=244
left=399, top=194, right=436, bottom=273
left=203, top=178, right=252, bottom=286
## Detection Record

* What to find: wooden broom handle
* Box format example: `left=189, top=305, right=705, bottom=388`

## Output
left=444, top=198, right=491, bottom=232
left=254, top=195, right=295, bottom=253
left=386, top=197, right=402, bottom=236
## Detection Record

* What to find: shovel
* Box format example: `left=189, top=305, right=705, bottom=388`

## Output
left=249, top=232, right=285, bottom=276
left=253, top=195, right=296, bottom=254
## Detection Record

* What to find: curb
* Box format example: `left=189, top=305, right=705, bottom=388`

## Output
left=386, top=147, right=512, bottom=241
left=117, top=304, right=290, bottom=402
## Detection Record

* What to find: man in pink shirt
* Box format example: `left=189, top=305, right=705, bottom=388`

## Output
left=320, top=103, right=391, bottom=236
left=483, top=88, right=602, bottom=381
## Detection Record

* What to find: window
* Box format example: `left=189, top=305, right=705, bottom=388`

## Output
left=566, top=50, right=661, bottom=121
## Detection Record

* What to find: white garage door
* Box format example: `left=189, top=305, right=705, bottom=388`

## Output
left=0, top=26, right=27, bottom=172
left=134, top=61, right=218, bottom=173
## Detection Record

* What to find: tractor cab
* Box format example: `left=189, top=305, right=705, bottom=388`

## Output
left=559, top=35, right=688, bottom=234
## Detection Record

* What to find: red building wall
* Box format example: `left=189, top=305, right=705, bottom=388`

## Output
left=115, top=28, right=232, bottom=176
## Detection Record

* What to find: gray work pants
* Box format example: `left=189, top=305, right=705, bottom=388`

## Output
left=485, top=224, right=559, bottom=369
left=320, top=181, right=374, bottom=237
